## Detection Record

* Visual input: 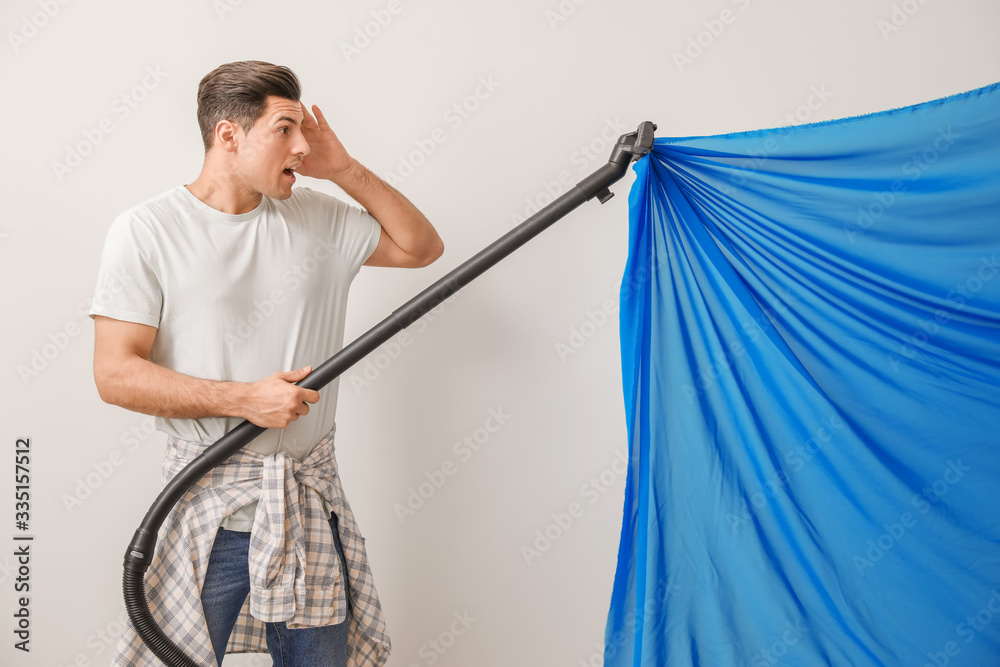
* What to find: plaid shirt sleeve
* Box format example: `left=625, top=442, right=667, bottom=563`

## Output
left=111, top=427, right=391, bottom=666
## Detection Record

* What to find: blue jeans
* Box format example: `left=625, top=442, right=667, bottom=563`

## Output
left=201, top=513, right=350, bottom=666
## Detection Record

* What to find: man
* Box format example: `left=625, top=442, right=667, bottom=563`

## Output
left=90, top=61, right=442, bottom=666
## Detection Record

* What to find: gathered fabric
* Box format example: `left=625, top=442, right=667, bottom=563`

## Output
left=608, top=82, right=1000, bottom=665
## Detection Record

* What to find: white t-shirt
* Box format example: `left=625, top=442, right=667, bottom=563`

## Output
left=90, top=184, right=381, bottom=529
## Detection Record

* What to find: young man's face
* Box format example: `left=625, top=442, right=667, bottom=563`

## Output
left=233, top=95, right=309, bottom=200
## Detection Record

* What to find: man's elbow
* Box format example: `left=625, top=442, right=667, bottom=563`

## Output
left=367, top=233, right=445, bottom=268
left=93, top=369, right=118, bottom=406
left=93, top=360, right=127, bottom=408
left=402, top=236, right=444, bottom=268
left=417, top=236, right=445, bottom=267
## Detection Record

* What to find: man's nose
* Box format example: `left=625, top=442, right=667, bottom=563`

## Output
left=295, top=130, right=311, bottom=157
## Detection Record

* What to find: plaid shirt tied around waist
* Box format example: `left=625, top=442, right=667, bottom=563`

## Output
left=112, top=426, right=391, bottom=666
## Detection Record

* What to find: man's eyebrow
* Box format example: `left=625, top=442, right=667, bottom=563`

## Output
left=273, top=115, right=301, bottom=125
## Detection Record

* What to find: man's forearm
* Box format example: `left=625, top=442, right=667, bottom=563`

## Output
left=96, top=353, right=248, bottom=420
left=95, top=350, right=320, bottom=429
left=332, top=158, right=443, bottom=264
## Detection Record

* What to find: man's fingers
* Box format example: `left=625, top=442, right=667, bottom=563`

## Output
left=274, top=366, right=311, bottom=381
left=299, top=102, right=331, bottom=134
left=300, top=101, right=320, bottom=133
left=311, top=104, right=330, bottom=129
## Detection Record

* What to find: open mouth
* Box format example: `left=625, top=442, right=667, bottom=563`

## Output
left=283, top=168, right=296, bottom=183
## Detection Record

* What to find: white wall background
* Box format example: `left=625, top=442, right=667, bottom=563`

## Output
left=0, top=1, right=997, bottom=665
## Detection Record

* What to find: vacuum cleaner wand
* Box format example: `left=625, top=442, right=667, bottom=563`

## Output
left=122, top=121, right=656, bottom=667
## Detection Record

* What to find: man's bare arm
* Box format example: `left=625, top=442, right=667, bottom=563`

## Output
left=92, top=315, right=319, bottom=429
left=297, top=102, right=445, bottom=268
left=341, top=163, right=444, bottom=268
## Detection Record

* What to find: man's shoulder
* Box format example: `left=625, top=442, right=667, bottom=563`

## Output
left=280, top=185, right=326, bottom=210
left=113, top=186, right=191, bottom=228
left=278, top=186, right=354, bottom=214
left=277, top=187, right=375, bottom=234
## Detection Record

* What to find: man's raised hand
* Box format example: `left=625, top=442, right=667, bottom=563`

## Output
left=297, top=102, right=355, bottom=181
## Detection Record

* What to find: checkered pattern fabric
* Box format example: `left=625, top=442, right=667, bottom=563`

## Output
left=112, top=427, right=391, bottom=666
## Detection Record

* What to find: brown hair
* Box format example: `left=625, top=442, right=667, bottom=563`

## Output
left=196, top=60, right=301, bottom=150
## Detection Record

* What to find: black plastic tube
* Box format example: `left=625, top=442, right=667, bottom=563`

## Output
left=123, top=121, right=656, bottom=666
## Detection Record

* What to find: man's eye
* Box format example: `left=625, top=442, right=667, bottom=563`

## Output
left=279, top=127, right=288, bottom=134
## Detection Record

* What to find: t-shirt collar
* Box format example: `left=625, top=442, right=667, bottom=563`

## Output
left=177, top=184, right=268, bottom=223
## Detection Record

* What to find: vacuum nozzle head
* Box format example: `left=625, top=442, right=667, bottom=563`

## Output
left=575, top=121, right=658, bottom=203
left=608, top=121, right=657, bottom=167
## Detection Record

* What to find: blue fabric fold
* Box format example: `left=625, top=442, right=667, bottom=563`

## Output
left=609, top=82, right=1000, bottom=666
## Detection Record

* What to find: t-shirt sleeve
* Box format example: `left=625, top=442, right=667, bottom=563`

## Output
left=88, top=213, right=163, bottom=328
left=305, top=187, right=382, bottom=275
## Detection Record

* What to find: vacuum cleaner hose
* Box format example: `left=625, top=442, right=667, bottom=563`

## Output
left=122, top=121, right=656, bottom=666
left=123, top=567, right=199, bottom=667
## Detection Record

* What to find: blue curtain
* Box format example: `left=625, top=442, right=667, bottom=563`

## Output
left=608, top=83, right=1000, bottom=666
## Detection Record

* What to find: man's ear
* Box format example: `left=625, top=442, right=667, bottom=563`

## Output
left=214, top=119, right=242, bottom=153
